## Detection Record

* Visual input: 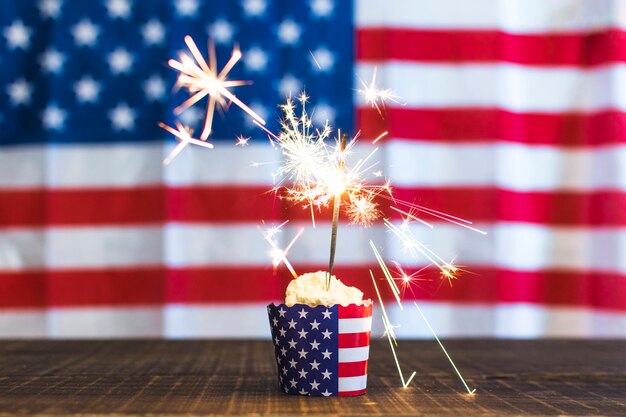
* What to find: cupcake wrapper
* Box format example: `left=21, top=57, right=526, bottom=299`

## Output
left=267, top=302, right=373, bottom=397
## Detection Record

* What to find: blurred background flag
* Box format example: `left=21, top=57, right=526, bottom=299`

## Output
left=0, top=0, right=624, bottom=338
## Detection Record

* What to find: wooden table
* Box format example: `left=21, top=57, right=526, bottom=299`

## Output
left=0, top=340, right=624, bottom=416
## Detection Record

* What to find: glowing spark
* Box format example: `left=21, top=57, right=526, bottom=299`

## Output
left=169, top=36, right=266, bottom=138
left=260, top=221, right=303, bottom=280
left=357, top=67, right=403, bottom=117
left=235, top=135, right=250, bottom=146
left=370, top=240, right=402, bottom=309
left=392, top=204, right=487, bottom=235
left=372, top=130, right=388, bottom=144
left=271, top=94, right=390, bottom=229
left=346, top=194, right=380, bottom=226
left=373, top=170, right=383, bottom=177
left=391, top=206, right=433, bottom=229
left=370, top=270, right=416, bottom=388
left=440, top=260, right=460, bottom=287
left=159, top=122, right=214, bottom=165
left=384, top=218, right=457, bottom=280
left=414, top=302, right=476, bottom=395
left=391, top=261, right=429, bottom=297
left=309, top=50, right=322, bottom=71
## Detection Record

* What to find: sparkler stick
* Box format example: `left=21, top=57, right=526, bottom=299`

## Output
left=326, top=132, right=347, bottom=291
left=370, top=270, right=416, bottom=388
left=414, top=302, right=476, bottom=395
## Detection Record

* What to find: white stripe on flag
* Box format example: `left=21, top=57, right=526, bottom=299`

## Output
left=0, top=310, right=46, bottom=337
left=0, top=145, right=45, bottom=188
left=377, top=302, right=626, bottom=339
left=357, top=63, right=626, bottom=112
left=356, top=0, right=626, bottom=33
left=339, top=346, right=370, bottom=363
left=387, top=141, right=626, bottom=191
left=338, top=375, right=368, bottom=392
left=0, top=303, right=623, bottom=338
left=46, top=226, right=163, bottom=268
left=48, top=142, right=164, bottom=187
left=166, top=222, right=383, bottom=266
left=0, top=229, right=44, bottom=270
left=47, top=307, right=163, bottom=338
left=164, top=304, right=272, bottom=338
left=338, top=317, right=373, bottom=334
left=389, top=222, right=626, bottom=274
left=4, top=223, right=624, bottom=273
left=0, top=143, right=279, bottom=188
left=164, top=142, right=280, bottom=186
left=4, top=141, right=624, bottom=193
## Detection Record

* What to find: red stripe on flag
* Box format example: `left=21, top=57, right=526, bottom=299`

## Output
left=391, top=187, right=626, bottom=227
left=338, top=332, right=371, bottom=348
left=0, top=187, right=165, bottom=226
left=1, top=266, right=623, bottom=309
left=166, top=266, right=284, bottom=303
left=167, top=186, right=280, bottom=222
left=338, top=360, right=368, bottom=378
left=357, top=28, right=626, bottom=66
left=0, top=186, right=280, bottom=227
left=4, top=187, right=624, bottom=226
left=338, top=303, right=373, bottom=319
left=357, top=107, right=626, bottom=146
left=0, top=271, right=46, bottom=308
left=51, top=187, right=164, bottom=225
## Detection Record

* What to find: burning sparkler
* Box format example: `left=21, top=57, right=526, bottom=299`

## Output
left=255, top=93, right=393, bottom=290
left=161, top=36, right=266, bottom=165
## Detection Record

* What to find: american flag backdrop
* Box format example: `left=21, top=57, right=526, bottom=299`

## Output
left=0, top=0, right=625, bottom=338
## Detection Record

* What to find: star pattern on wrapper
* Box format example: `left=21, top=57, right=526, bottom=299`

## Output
left=268, top=304, right=339, bottom=396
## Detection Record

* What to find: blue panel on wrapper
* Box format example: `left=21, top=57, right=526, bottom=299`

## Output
left=268, top=303, right=339, bottom=396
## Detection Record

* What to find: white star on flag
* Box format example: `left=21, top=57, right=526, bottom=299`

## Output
left=142, top=19, right=165, bottom=45
left=278, top=19, right=301, bottom=45
left=38, top=0, right=62, bottom=19
left=106, top=0, right=132, bottom=19
left=72, top=19, right=99, bottom=47
left=108, top=48, right=134, bottom=74
left=74, top=77, right=101, bottom=103
left=7, top=78, right=33, bottom=106
left=39, top=49, right=65, bottom=74
left=109, top=103, right=136, bottom=131
left=4, top=21, right=32, bottom=50
left=42, top=104, right=66, bottom=130
left=242, top=0, right=266, bottom=17
left=208, top=19, right=234, bottom=44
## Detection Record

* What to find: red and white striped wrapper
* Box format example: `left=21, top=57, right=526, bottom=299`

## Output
left=268, top=301, right=373, bottom=396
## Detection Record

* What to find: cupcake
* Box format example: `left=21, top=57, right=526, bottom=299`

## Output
left=267, top=271, right=373, bottom=396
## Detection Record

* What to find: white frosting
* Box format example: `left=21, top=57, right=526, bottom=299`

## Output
left=285, top=271, right=364, bottom=307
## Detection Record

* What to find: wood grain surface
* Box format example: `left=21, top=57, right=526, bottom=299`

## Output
left=0, top=339, right=624, bottom=416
